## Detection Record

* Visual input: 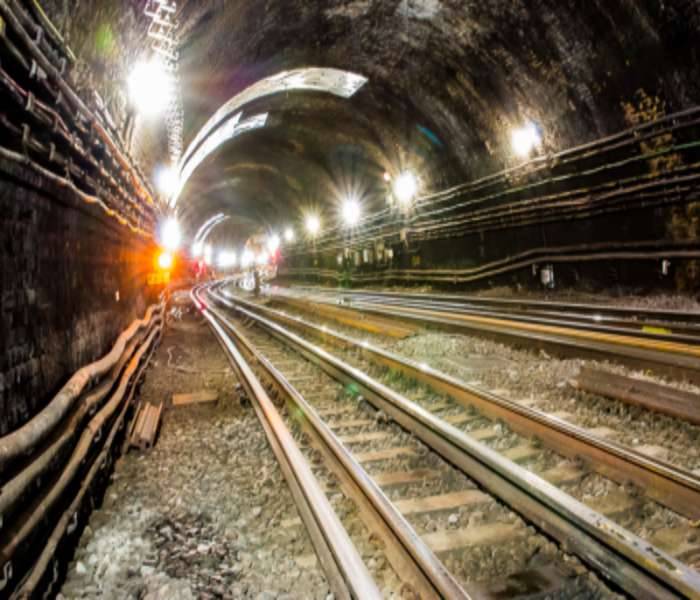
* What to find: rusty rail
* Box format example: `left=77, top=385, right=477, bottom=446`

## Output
left=573, top=367, right=700, bottom=425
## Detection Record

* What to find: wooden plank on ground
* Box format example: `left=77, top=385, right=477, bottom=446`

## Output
left=573, top=367, right=700, bottom=425
left=172, top=390, right=218, bottom=406
left=130, top=401, right=164, bottom=450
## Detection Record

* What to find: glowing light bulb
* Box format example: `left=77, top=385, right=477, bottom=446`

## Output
left=267, top=234, right=281, bottom=253
left=155, top=164, right=179, bottom=197
left=217, top=250, right=237, bottom=268
left=160, top=217, right=181, bottom=251
left=393, top=171, right=418, bottom=205
left=342, top=197, right=361, bottom=226
left=305, top=214, right=321, bottom=236
left=128, top=58, right=174, bottom=117
left=158, top=251, right=174, bottom=270
left=511, top=122, right=542, bottom=157
left=284, top=227, right=295, bottom=243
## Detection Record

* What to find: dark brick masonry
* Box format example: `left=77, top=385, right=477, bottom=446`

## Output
left=0, top=157, right=157, bottom=435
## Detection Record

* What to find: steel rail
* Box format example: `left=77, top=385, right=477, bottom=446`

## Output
left=194, top=290, right=382, bottom=600
left=271, top=290, right=700, bottom=384
left=347, top=299, right=700, bottom=340
left=274, top=289, right=700, bottom=345
left=207, top=286, right=700, bottom=599
left=311, top=286, right=700, bottom=324
left=223, top=291, right=700, bottom=518
left=199, top=309, right=352, bottom=600
left=199, top=296, right=470, bottom=600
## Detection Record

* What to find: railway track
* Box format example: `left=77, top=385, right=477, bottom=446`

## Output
left=288, top=286, right=700, bottom=337
left=264, top=285, right=700, bottom=385
left=218, top=287, right=700, bottom=513
left=196, top=283, right=700, bottom=599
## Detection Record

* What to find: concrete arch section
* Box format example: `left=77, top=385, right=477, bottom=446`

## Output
left=172, top=67, right=369, bottom=206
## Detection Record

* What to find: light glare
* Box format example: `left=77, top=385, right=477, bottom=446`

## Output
left=217, top=250, right=237, bottom=269
left=128, top=58, right=173, bottom=117
left=393, top=171, right=418, bottom=205
left=267, top=234, right=281, bottom=253
left=305, top=214, right=321, bottom=236
left=284, top=227, right=295, bottom=243
left=241, top=249, right=255, bottom=269
left=511, top=122, right=542, bottom=157
left=160, top=217, right=181, bottom=251
left=155, top=165, right=179, bottom=197
left=158, top=251, right=173, bottom=270
left=341, top=198, right=361, bottom=226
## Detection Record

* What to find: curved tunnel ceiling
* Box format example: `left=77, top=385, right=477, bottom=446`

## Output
left=172, top=1, right=700, bottom=245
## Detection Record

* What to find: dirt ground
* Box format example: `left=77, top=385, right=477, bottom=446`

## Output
left=59, top=299, right=330, bottom=600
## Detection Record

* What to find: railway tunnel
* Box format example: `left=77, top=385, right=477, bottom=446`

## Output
left=2, top=1, right=700, bottom=598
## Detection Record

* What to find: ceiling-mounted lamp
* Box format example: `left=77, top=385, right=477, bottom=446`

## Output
left=511, top=122, right=542, bottom=158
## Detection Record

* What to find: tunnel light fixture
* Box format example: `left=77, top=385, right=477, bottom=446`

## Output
left=128, top=57, right=174, bottom=117
left=154, top=164, right=179, bottom=198
left=393, top=171, right=418, bottom=206
left=267, top=233, right=281, bottom=253
left=217, top=249, right=237, bottom=269
left=284, top=227, right=295, bottom=243
left=203, top=244, right=213, bottom=266
left=511, top=122, right=542, bottom=158
left=157, top=251, right=174, bottom=271
left=341, top=197, right=361, bottom=227
left=305, top=214, right=321, bottom=237
left=241, top=249, right=255, bottom=269
left=160, top=217, right=181, bottom=251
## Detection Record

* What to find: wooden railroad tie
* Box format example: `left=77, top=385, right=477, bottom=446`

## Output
left=130, top=401, right=164, bottom=451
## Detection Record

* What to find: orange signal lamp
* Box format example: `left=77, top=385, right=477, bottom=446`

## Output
left=158, top=251, right=174, bottom=271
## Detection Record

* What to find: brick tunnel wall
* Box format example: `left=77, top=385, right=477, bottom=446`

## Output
left=0, top=158, right=158, bottom=435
